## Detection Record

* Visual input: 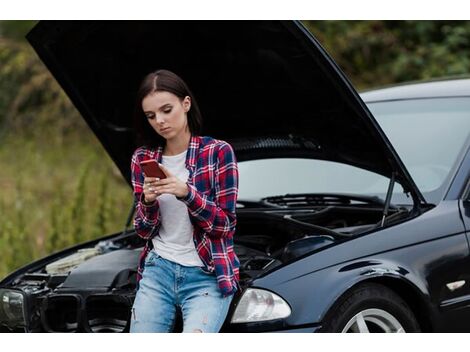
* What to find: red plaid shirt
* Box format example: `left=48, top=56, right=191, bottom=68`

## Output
left=131, top=134, right=240, bottom=296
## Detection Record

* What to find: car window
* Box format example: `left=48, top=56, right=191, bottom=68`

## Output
left=368, top=97, right=470, bottom=204
left=237, top=97, right=470, bottom=205
left=238, top=159, right=407, bottom=204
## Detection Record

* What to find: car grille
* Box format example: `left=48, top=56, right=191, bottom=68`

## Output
left=85, top=295, right=130, bottom=333
left=41, top=294, right=81, bottom=332
left=41, top=293, right=131, bottom=333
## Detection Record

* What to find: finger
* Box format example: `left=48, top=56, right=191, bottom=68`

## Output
left=154, top=177, right=172, bottom=185
left=144, top=177, right=160, bottom=183
left=144, top=181, right=160, bottom=190
left=158, top=163, right=171, bottom=177
left=154, top=185, right=172, bottom=194
left=154, top=185, right=165, bottom=193
left=146, top=182, right=161, bottom=190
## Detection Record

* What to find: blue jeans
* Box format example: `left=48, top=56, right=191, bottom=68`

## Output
left=130, top=250, right=234, bottom=333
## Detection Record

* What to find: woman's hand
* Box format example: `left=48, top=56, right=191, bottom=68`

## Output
left=142, top=176, right=160, bottom=204
left=149, top=163, right=189, bottom=199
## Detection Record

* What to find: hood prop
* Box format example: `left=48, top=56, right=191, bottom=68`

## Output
left=381, top=172, right=396, bottom=227
left=123, top=202, right=136, bottom=235
left=110, top=202, right=136, bottom=241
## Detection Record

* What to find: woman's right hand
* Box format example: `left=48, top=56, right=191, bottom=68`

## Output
left=142, top=177, right=161, bottom=204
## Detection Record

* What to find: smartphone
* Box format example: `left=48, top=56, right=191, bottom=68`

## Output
left=139, top=160, right=167, bottom=179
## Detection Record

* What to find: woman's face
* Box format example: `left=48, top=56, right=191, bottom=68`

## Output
left=142, top=91, right=191, bottom=141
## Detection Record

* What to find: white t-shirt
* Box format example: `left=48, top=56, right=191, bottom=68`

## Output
left=151, top=148, right=204, bottom=267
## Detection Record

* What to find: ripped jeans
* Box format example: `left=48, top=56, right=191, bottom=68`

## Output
left=130, top=249, right=234, bottom=333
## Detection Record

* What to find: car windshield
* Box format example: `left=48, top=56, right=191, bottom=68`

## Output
left=238, top=97, right=470, bottom=205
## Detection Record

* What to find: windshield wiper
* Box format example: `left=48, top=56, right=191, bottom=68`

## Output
left=260, top=172, right=402, bottom=230
left=261, top=192, right=395, bottom=209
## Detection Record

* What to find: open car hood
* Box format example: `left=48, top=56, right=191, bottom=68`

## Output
left=26, top=20, right=426, bottom=205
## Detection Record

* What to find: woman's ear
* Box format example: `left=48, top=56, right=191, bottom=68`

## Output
left=184, top=96, right=191, bottom=112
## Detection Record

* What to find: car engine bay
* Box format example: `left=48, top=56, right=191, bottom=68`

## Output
left=1, top=203, right=413, bottom=332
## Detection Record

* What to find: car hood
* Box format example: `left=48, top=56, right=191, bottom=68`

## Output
left=26, top=20, right=426, bottom=205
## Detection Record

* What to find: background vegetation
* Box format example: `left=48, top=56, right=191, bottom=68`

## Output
left=0, top=20, right=469, bottom=278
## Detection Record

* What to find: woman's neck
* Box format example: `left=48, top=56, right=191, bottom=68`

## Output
left=163, top=131, right=191, bottom=156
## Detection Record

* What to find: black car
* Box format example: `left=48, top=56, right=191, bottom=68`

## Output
left=1, top=20, right=469, bottom=333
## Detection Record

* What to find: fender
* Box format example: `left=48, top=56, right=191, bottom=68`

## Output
left=317, top=262, right=437, bottom=331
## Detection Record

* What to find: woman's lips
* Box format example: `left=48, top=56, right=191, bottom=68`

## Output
left=160, top=127, right=171, bottom=133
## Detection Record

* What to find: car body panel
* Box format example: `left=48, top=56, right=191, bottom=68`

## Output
left=446, top=140, right=470, bottom=201
left=360, top=78, right=470, bottom=102
left=248, top=200, right=470, bottom=330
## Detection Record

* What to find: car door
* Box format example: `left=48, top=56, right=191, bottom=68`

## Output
left=460, top=145, right=470, bottom=235
left=443, top=145, right=470, bottom=331
left=460, top=150, right=470, bottom=269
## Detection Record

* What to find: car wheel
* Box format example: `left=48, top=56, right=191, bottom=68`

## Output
left=321, top=283, right=420, bottom=333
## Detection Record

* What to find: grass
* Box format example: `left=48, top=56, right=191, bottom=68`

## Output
left=0, top=124, right=132, bottom=279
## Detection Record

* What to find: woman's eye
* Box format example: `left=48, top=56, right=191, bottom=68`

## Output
left=163, top=109, right=172, bottom=113
left=146, top=115, right=155, bottom=119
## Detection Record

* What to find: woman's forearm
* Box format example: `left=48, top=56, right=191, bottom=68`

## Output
left=133, top=192, right=162, bottom=240
left=178, top=183, right=237, bottom=239
left=131, top=150, right=162, bottom=240
left=176, top=143, right=238, bottom=239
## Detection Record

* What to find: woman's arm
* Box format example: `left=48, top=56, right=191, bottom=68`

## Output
left=131, top=149, right=162, bottom=240
left=177, top=142, right=238, bottom=239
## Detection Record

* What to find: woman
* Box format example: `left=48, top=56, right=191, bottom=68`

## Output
left=129, top=69, right=240, bottom=333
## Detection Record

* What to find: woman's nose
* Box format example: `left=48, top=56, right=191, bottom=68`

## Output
left=156, top=114, right=165, bottom=124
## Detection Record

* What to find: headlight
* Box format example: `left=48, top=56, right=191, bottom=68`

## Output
left=231, top=288, right=291, bottom=323
left=0, top=289, right=26, bottom=327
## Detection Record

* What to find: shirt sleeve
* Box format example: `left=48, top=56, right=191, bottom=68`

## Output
left=176, top=142, right=238, bottom=239
left=131, top=149, right=162, bottom=240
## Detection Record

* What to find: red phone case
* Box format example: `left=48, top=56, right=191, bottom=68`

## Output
left=139, top=160, right=167, bottom=179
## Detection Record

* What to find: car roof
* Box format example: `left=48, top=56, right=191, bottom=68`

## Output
left=359, top=77, right=470, bottom=102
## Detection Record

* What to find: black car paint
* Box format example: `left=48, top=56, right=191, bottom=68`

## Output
left=245, top=200, right=469, bottom=331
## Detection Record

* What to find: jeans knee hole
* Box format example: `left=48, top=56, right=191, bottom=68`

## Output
left=132, top=308, right=136, bottom=320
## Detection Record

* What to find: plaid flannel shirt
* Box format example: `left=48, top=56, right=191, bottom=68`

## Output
left=131, top=134, right=240, bottom=297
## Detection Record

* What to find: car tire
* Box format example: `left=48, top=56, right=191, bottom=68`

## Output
left=320, top=282, right=420, bottom=333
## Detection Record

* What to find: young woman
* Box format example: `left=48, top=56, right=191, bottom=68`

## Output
left=129, top=69, right=240, bottom=333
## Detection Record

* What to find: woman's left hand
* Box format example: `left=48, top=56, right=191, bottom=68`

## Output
left=153, top=163, right=189, bottom=199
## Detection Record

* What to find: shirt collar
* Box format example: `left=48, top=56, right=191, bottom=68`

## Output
left=155, top=134, right=200, bottom=169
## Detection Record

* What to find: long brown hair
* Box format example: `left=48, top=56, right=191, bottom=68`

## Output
left=132, top=69, right=203, bottom=148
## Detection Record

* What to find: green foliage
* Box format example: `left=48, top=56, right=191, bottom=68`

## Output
left=93, top=172, right=112, bottom=239
left=0, top=133, right=131, bottom=278
left=70, top=157, right=93, bottom=244
left=0, top=32, right=85, bottom=147
left=304, top=20, right=470, bottom=90
left=0, top=21, right=37, bottom=41
left=0, top=21, right=134, bottom=278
